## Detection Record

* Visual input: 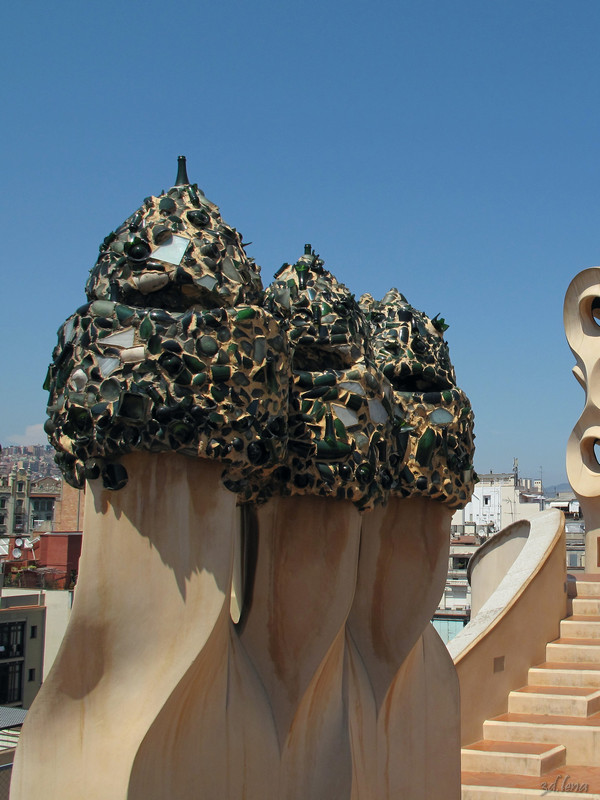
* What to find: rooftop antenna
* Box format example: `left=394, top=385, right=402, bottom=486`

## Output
left=174, top=155, right=190, bottom=186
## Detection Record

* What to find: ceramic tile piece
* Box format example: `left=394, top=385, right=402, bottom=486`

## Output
left=97, top=356, right=120, bottom=377
left=339, top=381, right=365, bottom=396
left=63, top=318, right=76, bottom=343
left=134, top=272, right=170, bottom=294
left=367, top=398, right=389, bottom=425
left=99, top=329, right=135, bottom=349
left=150, top=235, right=190, bottom=266
left=331, top=403, right=359, bottom=429
left=429, top=407, right=454, bottom=426
left=69, top=369, right=87, bottom=391
left=120, top=347, right=146, bottom=364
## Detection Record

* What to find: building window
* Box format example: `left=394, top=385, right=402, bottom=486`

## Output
left=483, top=495, right=491, bottom=506
left=32, top=499, right=53, bottom=513
left=0, top=662, right=22, bottom=704
left=0, top=499, right=6, bottom=510
left=17, top=483, right=24, bottom=494
left=31, top=498, right=55, bottom=528
left=28, top=669, right=35, bottom=682
left=452, top=556, right=470, bottom=571
left=0, top=622, right=25, bottom=659
left=30, top=626, right=37, bottom=640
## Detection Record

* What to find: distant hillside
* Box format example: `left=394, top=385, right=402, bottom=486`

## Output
left=545, top=482, right=573, bottom=495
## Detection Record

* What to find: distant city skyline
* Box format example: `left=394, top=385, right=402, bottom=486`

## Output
left=0, top=435, right=569, bottom=492
left=3, top=427, right=46, bottom=449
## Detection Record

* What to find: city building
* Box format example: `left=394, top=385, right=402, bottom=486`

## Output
left=433, top=529, right=482, bottom=641
left=0, top=594, right=44, bottom=709
left=29, top=476, right=61, bottom=533
left=0, top=456, right=84, bottom=591
left=452, top=469, right=548, bottom=535
left=0, top=445, right=60, bottom=480
left=0, top=465, right=83, bottom=541
left=0, top=470, right=30, bottom=538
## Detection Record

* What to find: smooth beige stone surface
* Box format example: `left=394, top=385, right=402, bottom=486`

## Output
left=237, top=496, right=361, bottom=799
left=12, top=454, right=461, bottom=800
left=469, top=521, right=530, bottom=617
left=348, top=497, right=452, bottom=704
left=386, top=624, right=461, bottom=798
left=346, top=498, right=460, bottom=799
left=240, top=496, right=361, bottom=743
left=482, top=716, right=600, bottom=766
left=128, top=619, right=279, bottom=800
left=507, top=686, right=600, bottom=717
left=461, top=741, right=566, bottom=777
left=347, top=624, right=461, bottom=800
left=11, top=452, right=239, bottom=800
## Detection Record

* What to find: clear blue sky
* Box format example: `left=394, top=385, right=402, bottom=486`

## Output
left=2, top=0, right=598, bottom=487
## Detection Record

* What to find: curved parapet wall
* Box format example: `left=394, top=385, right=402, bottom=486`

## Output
left=12, top=159, right=476, bottom=800
left=449, top=508, right=566, bottom=746
left=468, top=520, right=530, bottom=616
left=565, top=268, right=600, bottom=571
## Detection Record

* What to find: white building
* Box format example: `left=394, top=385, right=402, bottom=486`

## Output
left=452, top=471, right=546, bottom=535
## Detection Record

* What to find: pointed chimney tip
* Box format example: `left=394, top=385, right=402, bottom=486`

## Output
left=175, top=155, right=190, bottom=186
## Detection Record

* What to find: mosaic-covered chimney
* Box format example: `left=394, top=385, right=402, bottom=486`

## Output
left=43, top=158, right=476, bottom=510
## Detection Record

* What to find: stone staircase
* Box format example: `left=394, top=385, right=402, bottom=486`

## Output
left=461, top=574, right=600, bottom=798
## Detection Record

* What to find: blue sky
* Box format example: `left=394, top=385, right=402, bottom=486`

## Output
left=2, top=0, right=598, bottom=487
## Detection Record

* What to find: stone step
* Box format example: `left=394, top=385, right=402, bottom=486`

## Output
left=508, top=685, right=600, bottom=717
left=462, top=775, right=600, bottom=799
left=529, top=662, right=600, bottom=688
left=461, top=740, right=565, bottom=776
left=572, top=577, right=600, bottom=597
left=483, top=712, right=600, bottom=765
left=561, top=616, right=600, bottom=638
left=460, top=576, right=600, bottom=797
left=546, top=638, right=600, bottom=663
left=572, top=597, right=600, bottom=615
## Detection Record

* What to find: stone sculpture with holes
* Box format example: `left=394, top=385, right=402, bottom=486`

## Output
left=566, top=269, right=600, bottom=572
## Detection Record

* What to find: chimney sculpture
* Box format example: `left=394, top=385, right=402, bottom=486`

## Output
left=12, top=159, right=475, bottom=800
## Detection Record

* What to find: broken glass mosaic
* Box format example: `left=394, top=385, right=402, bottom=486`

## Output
left=44, top=157, right=476, bottom=510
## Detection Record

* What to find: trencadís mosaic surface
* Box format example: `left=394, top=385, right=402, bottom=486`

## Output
left=44, top=158, right=475, bottom=509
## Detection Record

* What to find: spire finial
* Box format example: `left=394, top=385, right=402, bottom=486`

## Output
left=175, top=155, right=190, bottom=186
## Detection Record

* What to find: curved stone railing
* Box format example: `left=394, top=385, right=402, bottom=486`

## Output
left=467, top=520, right=530, bottom=616
left=448, top=508, right=566, bottom=745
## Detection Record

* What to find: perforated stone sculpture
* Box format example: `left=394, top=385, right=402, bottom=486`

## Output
left=12, top=159, right=475, bottom=800
left=565, top=269, right=600, bottom=571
